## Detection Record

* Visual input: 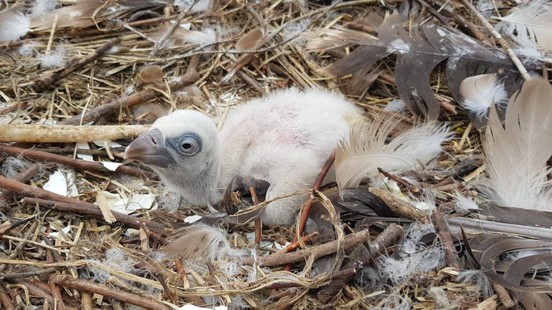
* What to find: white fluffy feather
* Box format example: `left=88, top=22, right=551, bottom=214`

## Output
left=335, top=117, right=452, bottom=190
left=174, top=0, right=212, bottom=13
left=377, top=223, right=444, bottom=284
left=0, top=9, right=30, bottom=42
left=454, top=191, right=479, bottom=212
left=30, top=0, right=58, bottom=17
left=459, top=74, right=508, bottom=120
left=481, top=78, right=552, bottom=210
left=383, top=99, right=406, bottom=112
left=495, top=0, right=552, bottom=59
left=217, top=88, right=362, bottom=225
left=37, top=45, right=67, bottom=68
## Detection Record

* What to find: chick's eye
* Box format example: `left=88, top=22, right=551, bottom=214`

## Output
left=178, top=133, right=201, bottom=155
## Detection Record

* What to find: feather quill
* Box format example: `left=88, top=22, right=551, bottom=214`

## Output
left=335, top=117, right=451, bottom=190
left=482, top=78, right=552, bottom=211
left=495, top=0, right=552, bottom=58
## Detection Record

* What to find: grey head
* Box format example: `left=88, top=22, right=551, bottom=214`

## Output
left=125, top=110, right=221, bottom=206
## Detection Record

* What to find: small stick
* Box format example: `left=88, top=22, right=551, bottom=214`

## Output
left=432, top=183, right=458, bottom=192
left=219, top=4, right=262, bottom=85
left=0, top=217, right=35, bottom=237
left=0, top=175, right=165, bottom=237
left=0, top=287, right=14, bottom=310
left=0, top=163, right=39, bottom=205
left=451, top=12, right=490, bottom=45
left=237, top=70, right=265, bottom=95
left=431, top=209, right=460, bottom=268
left=0, top=174, right=83, bottom=205
left=284, top=151, right=335, bottom=271
left=81, top=292, right=93, bottom=310
left=294, top=151, right=336, bottom=242
left=12, top=278, right=56, bottom=306
left=0, top=124, right=149, bottom=143
left=432, top=176, right=455, bottom=188
left=430, top=0, right=491, bottom=44
left=0, top=221, right=39, bottom=274
left=417, top=0, right=451, bottom=24
left=0, top=103, right=20, bottom=115
left=49, top=275, right=66, bottom=310
left=249, top=186, right=262, bottom=244
left=259, top=227, right=377, bottom=267
left=492, top=283, right=515, bottom=308
left=0, top=144, right=157, bottom=180
left=377, top=167, right=419, bottom=193
left=60, top=70, right=199, bottom=125
left=459, top=0, right=530, bottom=80
left=51, top=275, right=167, bottom=310
left=33, top=37, right=122, bottom=92
left=317, top=223, right=404, bottom=301
left=369, top=188, right=430, bottom=224
left=13, top=278, right=80, bottom=309
left=18, top=147, right=118, bottom=157
left=0, top=268, right=57, bottom=280
left=275, top=232, right=319, bottom=255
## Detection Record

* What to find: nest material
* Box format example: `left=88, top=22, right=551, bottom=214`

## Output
left=0, top=0, right=549, bottom=309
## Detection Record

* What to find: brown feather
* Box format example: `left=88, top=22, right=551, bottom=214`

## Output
left=235, top=28, right=264, bottom=51
left=163, top=224, right=234, bottom=261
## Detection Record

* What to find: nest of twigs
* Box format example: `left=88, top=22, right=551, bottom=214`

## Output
left=1, top=0, right=551, bottom=309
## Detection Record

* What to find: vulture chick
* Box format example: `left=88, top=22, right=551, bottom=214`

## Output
left=125, top=88, right=363, bottom=225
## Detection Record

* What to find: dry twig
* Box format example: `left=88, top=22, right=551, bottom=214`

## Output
left=0, top=144, right=157, bottom=179
left=0, top=124, right=149, bottom=143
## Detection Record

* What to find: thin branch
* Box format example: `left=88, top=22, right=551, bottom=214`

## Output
left=0, top=144, right=157, bottom=180
left=0, top=124, right=149, bottom=143
left=257, top=224, right=402, bottom=267
left=459, top=0, right=530, bottom=80
left=52, top=275, right=167, bottom=310
left=317, top=223, right=404, bottom=301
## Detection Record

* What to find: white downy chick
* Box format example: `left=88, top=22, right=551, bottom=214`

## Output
left=125, top=87, right=363, bottom=226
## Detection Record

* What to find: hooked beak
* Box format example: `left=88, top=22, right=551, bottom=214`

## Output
left=125, top=129, right=173, bottom=168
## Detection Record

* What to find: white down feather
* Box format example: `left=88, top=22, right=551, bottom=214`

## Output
left=335, top=116, right=452, bottom=191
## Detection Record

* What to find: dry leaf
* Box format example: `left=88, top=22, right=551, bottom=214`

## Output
left=136, top=65, right=164, bottom=85
left=235, top=28, right=264, bottom=51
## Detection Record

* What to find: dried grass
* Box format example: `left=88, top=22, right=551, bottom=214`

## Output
left=0, top=0, right=523, bottom=309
